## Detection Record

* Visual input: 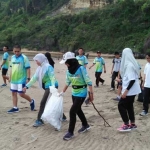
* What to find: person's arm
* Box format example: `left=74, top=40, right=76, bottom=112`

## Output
left=103, top=64, right=106, bottom=73
left=102, top=58, right=106, bottom=73
left=0, top=60, right=6, bottom=70
left=26, top=68, right=31, bottom=83
left=23, top=74, right=37, bottom=93
left=80, top=67, right=94, bottom=101
left=111, top=64, right=114, bottom=74
left=142, top=74, right=146, bottom=89
left=84, top=56, right=88, bottom=68
left=89, top=63, right=95, bottom=69
left=89, top=58, right=96, bottom=69
left=59, top=72, right=71, bottom=96
left=111, top=59, right=115, bottom=74
left=9, top=68, right=12, bottom=82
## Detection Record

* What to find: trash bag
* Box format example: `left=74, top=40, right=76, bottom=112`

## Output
left=41, top=86, right=63, bottom=130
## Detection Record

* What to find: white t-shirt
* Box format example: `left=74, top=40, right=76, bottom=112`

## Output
left=144, top=63, right=150, bottom=88
left=122, top=66, right=141, bottom=96
left=112, top=58, right=121, bottom=72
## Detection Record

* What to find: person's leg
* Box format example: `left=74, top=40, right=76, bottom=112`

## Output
left=99, top=72, right=104, bottom=83
left=33, top=89, right=50, bottom=127
left=1, top=69, right=9, bottom=85
left=95, top=72, right=99, bottom=86
left=118, top=97, right=129, bottom=124
left=111, top=71, right=116, bottom=89
left=12, top=92, right=18, bottom=107
left=143, top=87, right=150, bottom=113
left=126, top=95, right=135, bottom=123
left=76, top=97, right=88, bottom=127
left=37, top=89, right=50, bottom=120
left=19, top=93, right=32, bottom=102
left=7, top=92, right=19, bottom=113
left=2, top=75, right=9, bottom=84
left=68, top=96, right=87, bottom=134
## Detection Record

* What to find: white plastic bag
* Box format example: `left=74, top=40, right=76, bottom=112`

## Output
left=41, top=86, right=63, bottom=130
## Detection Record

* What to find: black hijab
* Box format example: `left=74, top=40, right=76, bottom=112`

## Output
left=45, top=52, right=55, bottom=68
left=65, top=58, right=81, bottom=74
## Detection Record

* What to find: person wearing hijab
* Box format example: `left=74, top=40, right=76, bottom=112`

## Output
left=117, top=48, right=141, bottom=132
left=45, top=52, right=55, bottom=68
left=59, top=52, right=94, bottom=141
left=23, top=53, right=65, bottom=127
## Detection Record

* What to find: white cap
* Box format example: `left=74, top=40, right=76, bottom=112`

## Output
left=59, top=52, right=75, bottom=64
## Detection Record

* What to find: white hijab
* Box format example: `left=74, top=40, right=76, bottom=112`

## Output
left=120, top=48, right=140, bottom=78
left=33, top=53, right=50, bottom=88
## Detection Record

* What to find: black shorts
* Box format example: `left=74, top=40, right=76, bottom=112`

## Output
left=2, top=68, right=8, bottom=75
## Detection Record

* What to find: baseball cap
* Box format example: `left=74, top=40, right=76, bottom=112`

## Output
left=97, top=51, right=101, bottom=53
left=59, top=52, right=75, bottom=64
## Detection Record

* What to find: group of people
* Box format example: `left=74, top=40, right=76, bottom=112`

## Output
left=1, top=45, right=150, bottom=140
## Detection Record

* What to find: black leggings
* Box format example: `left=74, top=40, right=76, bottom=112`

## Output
left=143, top=87, right=150, bottom=112
left=37, top=89, right=66, bottom=121
left=68, top=96, right=88, bottom=134
left=118, top=95, right=135, bottom=124
left=95, top=72, right=104, bottom=86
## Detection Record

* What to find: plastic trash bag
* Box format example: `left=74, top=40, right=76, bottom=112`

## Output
left=41, top=86, right=63, bottom=130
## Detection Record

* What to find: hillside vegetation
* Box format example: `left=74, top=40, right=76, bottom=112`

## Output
left=0, top=0, right=150, bottom=53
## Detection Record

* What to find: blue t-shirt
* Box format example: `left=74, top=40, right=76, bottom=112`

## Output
left=2, top=52, right=9, bottom=69
left=76, top=55, right=88, bottom=66
left=93, top=57, right=105, bottom=72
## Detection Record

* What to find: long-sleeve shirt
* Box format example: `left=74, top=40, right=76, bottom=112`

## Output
left=26, top=65, right=57, bottom=89
left=66, top=66, right=92, bottom=97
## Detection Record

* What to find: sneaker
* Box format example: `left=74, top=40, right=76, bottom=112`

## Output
left=129, top=124, right=137, bottom=130
left=110, top=88, right=115, bottom=91
left=113, top=97, right=120, bottom=101
left=139, top=110, right=148, bottom=116
left=30, top=99, right=35, bottom=111
left=78, top=124, right=91, bottom=133
left=7, top=107, right=19, bottom=114
left=117, top=124, right=131, bottom=132
left=63, top=132, right=74, bottom=141
left=1, top=84, right=7, bottom=87
left=33, top=120, right=44, bottom=127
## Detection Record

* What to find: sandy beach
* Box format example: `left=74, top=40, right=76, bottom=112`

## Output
left=0, top=57, right=150, bottom=150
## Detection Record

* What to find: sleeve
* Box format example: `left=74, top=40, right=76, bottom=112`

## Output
left=24, top=56, right=30, bottom=69
left=65, top=71, right=71, bottom=86
left=84, top=56, right=88, bottom=65
left=26, top=74, right=38, bottom=88
left=3, top=53, right=8, bottom=60
left=127, top=80, right=135, bottom=90
left=112, top=58, right=115, bottom=63
left=93, top=58, right=96, bottom=64
left=102, top=57, right=105, bottom=65
left=80, top=66, right=92, bottom=86
left=48, top=66, right=56, bottom=86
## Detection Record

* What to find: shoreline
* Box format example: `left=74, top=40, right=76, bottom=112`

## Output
left=21, top=48, right=115, bottom=59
